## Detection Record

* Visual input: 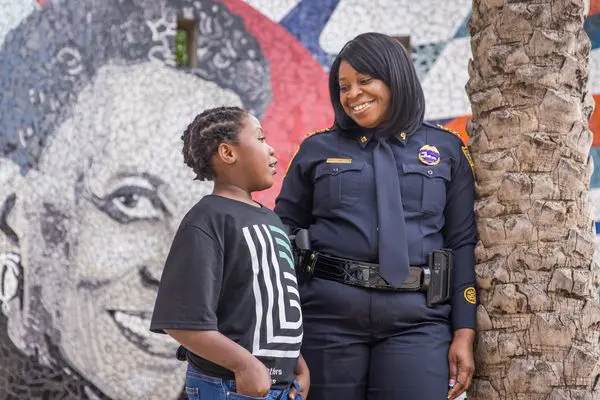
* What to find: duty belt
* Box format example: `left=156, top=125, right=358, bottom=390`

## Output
left=290, top=228, right=453, bottom=307
left=302, top=251, right=430, bottom=292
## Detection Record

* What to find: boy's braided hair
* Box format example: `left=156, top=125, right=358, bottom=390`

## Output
left=182, top=106, right=248, bottom=181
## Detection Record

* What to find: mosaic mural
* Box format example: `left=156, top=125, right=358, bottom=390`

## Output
left=0, top=0, right=600, bottom=398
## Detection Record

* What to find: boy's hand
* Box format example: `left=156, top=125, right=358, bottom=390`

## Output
left=289, top=355, right=310, bottom=399
left=234, top=356, right=272, bottom=397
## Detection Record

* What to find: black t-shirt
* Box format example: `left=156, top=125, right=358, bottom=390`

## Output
left=150, top=195, right=303, bottom=386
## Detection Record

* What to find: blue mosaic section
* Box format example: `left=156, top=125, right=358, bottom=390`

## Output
left=279, top=0, right=340, bottom=68
left=590, top=148, right=600, bottom=188
left=585, top=13, right=600, bottom=49
left=453, top=13, right=470, bottom=39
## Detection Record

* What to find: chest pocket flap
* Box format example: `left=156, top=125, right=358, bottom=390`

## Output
left=401, top=163, right=451, bottom=181
left=314, top=160, right=364, bottom=208
left=400, top=163, right=451, bottom=214
left=315, top=161, right=364, bottom=178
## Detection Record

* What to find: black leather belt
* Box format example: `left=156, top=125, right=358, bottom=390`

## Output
left=304, top=252, right=430, bottom=291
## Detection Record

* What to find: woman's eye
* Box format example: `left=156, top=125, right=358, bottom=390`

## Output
left=340, top=85, right=349, bottom=92
left=360, top=78, right=372, bottom=85
left=99, top=186, right=166, bottom=224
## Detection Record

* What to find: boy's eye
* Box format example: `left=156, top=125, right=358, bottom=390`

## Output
left=258, top=136, right=266, bottom=142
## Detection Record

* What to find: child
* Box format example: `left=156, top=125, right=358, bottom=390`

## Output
left=150, top=106, right=309, bottom=400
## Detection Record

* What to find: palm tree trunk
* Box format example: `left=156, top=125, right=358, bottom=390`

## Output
left=466, top=0, right=600, bottom=398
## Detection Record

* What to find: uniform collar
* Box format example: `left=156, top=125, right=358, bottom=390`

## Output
left=355, top=127, right=408, bottom=148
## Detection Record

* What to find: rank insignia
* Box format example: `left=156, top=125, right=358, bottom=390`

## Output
left=360, top=136, right=368, bottom=144
left=418, top=145, right=440, bottom=166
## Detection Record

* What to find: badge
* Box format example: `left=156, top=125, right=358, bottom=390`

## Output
left=464, top=287, right=477, bottom=305
left=418, top=145, right=440, bottom=166
left=360, top=136, right=368, bottom=144
left=462, top=146, right=475, bottom=175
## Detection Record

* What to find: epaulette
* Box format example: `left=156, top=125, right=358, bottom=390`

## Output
left=304, top=126, right=332, bottom=139
left=285, top=127, right=332, bottom=176
left=424, top=121, right=466, bottom=144
left=426, top=122, right=461, bottom=138
left=437, top=123, right=460, bottom=137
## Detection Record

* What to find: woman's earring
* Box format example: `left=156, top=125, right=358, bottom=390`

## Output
left=0, top=252, right=22, bottom=310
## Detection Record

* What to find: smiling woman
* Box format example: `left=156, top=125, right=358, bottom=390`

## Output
left=0, top=0, right=271, bottom=399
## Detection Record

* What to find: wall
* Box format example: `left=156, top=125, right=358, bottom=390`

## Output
left=0, top=0, right=598, bottom=398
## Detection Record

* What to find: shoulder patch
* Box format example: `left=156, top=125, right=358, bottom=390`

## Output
left=305, top=126, right=332, bottom=139
left=464, top=287, right=477, bottom=305
left=462, top=146, right=475, bottom=175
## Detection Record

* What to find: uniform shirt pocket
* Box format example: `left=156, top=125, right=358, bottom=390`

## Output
left=314, top=161, right=364, bottom=209
left=400, top=163, right=451, bottom=215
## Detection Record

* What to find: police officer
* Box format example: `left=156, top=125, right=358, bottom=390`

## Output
left=275, top=32, right=477, bottom=400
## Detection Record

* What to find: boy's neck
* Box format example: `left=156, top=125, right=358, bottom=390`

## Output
left=212, top=182, right=259, bottom=207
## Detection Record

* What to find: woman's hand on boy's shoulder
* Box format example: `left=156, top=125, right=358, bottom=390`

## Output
left=234, top=355, right=272, bottom=397
left=290, top=355, right=310, bottom=399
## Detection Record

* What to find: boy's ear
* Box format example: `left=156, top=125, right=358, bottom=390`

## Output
left=216, top=142, right=237, bottom=165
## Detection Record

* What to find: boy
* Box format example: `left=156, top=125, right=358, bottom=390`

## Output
left=150, top=106, right=309, bottom=399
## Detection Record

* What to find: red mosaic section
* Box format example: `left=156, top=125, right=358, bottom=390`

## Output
left=591, top=95, right=600, bottom=147
left=221, top=0, right=333, bottom=207
left=591, top=0, right=600, bottom=16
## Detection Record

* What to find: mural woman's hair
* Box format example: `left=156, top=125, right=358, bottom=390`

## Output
left=0, top=0, right=272, bottom=174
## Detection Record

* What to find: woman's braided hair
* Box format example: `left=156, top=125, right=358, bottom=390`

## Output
left=182, top=106, right=248, bottom=181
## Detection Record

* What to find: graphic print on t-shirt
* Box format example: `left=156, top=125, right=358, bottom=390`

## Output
left=242, top=224, right=303, bottom=358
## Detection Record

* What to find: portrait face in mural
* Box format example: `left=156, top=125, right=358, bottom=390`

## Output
left=0, top=0, right=271, bottom=399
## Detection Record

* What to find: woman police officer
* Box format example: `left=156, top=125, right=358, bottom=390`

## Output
left=275, top=32, right=477, bottom=400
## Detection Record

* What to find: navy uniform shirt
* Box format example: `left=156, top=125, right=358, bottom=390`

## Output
left=274, top=122, right=478, bottom=331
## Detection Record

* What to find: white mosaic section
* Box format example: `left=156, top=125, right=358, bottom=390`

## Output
left=422, top=37, right=472, bottom=120
left=589, top=48, right=600, bottom=95
left=242, top=0, right=300, bottom=22
left=0, top=0, right=37, bottom=47
left=320, top=0, right=471, bottom=53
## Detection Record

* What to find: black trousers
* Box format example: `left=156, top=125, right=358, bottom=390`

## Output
left=299, top=277, right=452, bottom=400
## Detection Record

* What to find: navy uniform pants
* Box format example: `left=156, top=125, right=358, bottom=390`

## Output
left=299, top=277, right=452, bottom=400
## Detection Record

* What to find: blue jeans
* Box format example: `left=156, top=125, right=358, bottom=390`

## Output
left=185, top=364, right=302, bottom=400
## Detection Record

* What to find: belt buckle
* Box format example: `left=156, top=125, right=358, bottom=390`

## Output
left=349, top=261, right=370, bottom=287
left=363, top=262, right=385, bottom=289
left=352, top=261, right=369, bottom=284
